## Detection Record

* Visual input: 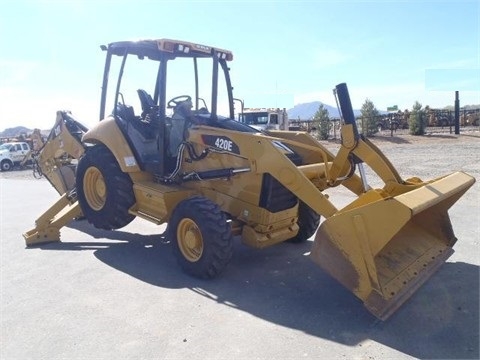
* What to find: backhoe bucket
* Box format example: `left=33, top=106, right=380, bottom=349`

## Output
left=310, top=171, right=475, bottom=320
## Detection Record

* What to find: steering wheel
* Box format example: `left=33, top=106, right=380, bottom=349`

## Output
left=167, top=95, right=192, bottom=108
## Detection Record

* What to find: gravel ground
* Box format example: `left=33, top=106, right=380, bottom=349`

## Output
left=325, top=132, right=480, bottom=181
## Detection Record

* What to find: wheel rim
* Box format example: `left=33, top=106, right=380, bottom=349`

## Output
left=83, top=166, right=107, bottom=211
left=177, top=218, right=203, bottom=262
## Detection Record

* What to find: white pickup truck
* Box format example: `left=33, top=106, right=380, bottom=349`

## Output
left=0, top=142, right=31, bottom=171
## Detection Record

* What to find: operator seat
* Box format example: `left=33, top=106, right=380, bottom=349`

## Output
left=115, top=103, right=136, bottom=123
left=114, top=96, right=163, bottom=175
left=169, top=99, right=194, bottom=157
left=137, top=89, right=157, bottom=119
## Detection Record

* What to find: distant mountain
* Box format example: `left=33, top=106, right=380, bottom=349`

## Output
left=287, top=101, right=362, bottom=121
left=0, top=126, right=33, bottom=138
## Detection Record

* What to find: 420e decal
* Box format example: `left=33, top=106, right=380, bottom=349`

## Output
left=201, top=135, right=240, bottom=154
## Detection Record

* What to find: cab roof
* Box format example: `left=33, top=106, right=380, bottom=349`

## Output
left=102, top=39, right=233, bottom=61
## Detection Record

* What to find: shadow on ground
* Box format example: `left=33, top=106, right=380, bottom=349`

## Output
left=37, top=220, right=479, bottom=360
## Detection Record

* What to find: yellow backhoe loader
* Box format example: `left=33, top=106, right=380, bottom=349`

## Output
left=24, top=39, right=475, bottom=320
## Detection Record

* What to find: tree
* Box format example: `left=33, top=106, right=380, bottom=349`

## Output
left=312, top=104, right=330, bottom=140
left=409, top=101, right=426, bottom=135
left=360, top=99, right=380, bottom=136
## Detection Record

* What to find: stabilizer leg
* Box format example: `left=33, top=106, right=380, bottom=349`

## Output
left=23, top=194, right=82, bottom=246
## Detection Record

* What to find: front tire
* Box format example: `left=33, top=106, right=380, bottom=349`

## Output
left=169, top=196, right=233, bottom=279
left=1, top=160, right=13, bottom=171
left=288, top=201, right=321, bottom=243
left=76, top=144, right=135, bottom=230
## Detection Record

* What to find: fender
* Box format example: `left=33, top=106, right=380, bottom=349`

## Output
left=82, top=117, right=141, bottom=173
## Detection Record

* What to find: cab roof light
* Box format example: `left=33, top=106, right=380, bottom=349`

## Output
left=178, top=44, right=190, bottom=54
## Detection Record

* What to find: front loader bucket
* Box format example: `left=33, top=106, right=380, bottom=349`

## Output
left=310, top=171, right=475, bottom=320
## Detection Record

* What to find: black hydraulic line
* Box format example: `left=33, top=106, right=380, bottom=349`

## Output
left=182, top=167, right=250, bottom=182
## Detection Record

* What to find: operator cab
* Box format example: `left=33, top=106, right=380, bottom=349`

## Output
left=100, top=39, right=257, bottom=176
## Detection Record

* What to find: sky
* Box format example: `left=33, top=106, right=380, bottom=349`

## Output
left=1, top=0, right=479, bottom=131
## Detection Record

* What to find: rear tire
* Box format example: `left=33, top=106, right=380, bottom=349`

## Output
left=76, top=144, right=135, bottom=230
left=288, top=201, right=321, bottom=243
left=169, top=196, right=233, bottom=278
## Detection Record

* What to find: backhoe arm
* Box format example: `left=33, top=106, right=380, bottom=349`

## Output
left=35, top=111, right=87, bottom=195
left=23, top=110, right=88, bottom=246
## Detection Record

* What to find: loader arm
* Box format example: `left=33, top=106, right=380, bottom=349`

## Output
left=247, top=136, right=339, bottom=218
left=330, top=125, right=403, bottom=186
left=327, top=84, right=461, bottom=197
left=264, top=130, right=365, bottom=195
left=187, top=126, right=363, bottom=219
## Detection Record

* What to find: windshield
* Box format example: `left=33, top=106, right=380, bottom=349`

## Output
left=166, top=57, right=231, bottom=117
left=104, top=50, right=234, bottom=121
left=0, top=144, right=12, bottom=151
left=239, top=112, right=269, bottom=125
